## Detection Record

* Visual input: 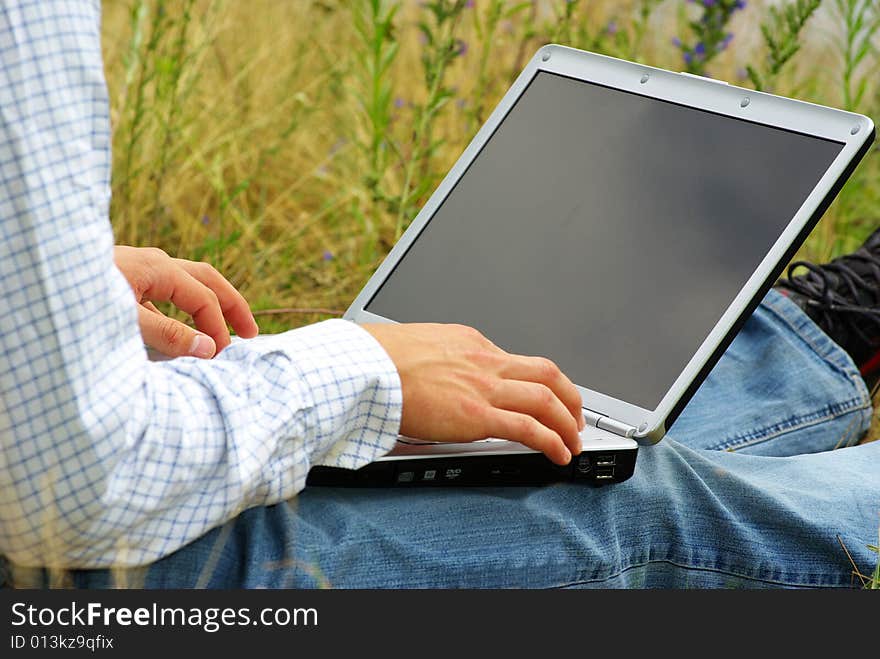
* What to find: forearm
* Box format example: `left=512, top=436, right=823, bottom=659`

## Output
left=2, top=321, right=400, bottom=568
left=4, top=321, right=399, bottom=568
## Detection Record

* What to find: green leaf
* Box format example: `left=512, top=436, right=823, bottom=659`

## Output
left=746, top=64, right=764, bottom=91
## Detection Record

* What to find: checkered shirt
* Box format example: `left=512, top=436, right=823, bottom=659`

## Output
left=0, top=0, right=402, bottom=568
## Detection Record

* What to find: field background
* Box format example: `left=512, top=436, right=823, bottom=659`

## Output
left=99, top=0, right=879, bottom=438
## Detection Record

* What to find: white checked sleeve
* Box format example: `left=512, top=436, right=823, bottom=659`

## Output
left=0, top=1, right=402, bottom=568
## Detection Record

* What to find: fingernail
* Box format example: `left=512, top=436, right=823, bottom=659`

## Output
left=578, top=413, right=586, bottom=431
left=189, top=334, right=215, bottom=358
left=561, top=448, right=571, bottom=465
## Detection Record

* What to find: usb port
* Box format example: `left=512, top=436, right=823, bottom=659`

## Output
left=595, top=467, right=615, bottom=481
left=594, top=454, right=615, bottom=467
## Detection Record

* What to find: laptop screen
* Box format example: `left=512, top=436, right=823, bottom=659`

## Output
left=364, top=71, right=844, bottom=410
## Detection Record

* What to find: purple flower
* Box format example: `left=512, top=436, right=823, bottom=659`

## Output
left=454, top=39, right=468, bottom=57
left=322, top=250, right=334, bottom=262
left=694, top=42, right=706, bottom=56
left=465, top=0, right=474, bottom=8
left=736, top=67, right=748, bottom=80
left=328, top=138, right=347, bottom=156
left=606, top=20, right=617, bottom=36
left=702, top=0, right=715, bottom=6
left=735, top=0, right=747, bottom=9
left=721, top=32, right=734, bottom=49
left=394, top=97, right=405, bottom=109
left=671, top=36, right=682, bottom=48
left=201, top=215, right=210, bottom=226
left=683, top=51, right=693, bottom=65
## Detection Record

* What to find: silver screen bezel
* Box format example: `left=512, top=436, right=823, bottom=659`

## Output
left=344, top=44, right=875, bottom=444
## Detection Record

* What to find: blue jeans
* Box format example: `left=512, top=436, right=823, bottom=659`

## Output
left=9, top=291, right=879, bottom=588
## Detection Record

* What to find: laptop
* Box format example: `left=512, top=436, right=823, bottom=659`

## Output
left=306, top=44, right=875, bottom=488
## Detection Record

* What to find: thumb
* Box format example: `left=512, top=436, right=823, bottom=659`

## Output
left=137, top=304, right=216, bottom=359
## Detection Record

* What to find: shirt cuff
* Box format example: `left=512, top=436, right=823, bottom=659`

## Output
left=305, top=319, right=403, bottom=469
left=240, top=319, right=403, bottom=472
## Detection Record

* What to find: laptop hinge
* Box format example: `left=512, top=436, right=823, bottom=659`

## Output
left=583, top=409, right=637, bottom=438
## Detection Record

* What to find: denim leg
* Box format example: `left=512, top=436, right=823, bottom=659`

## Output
left=670, top=290, right=872, bottom=455
left=66, top=291, right=876, bottom=589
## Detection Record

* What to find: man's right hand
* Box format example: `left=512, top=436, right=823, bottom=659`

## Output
left=362, top=323, right=585, bottom=466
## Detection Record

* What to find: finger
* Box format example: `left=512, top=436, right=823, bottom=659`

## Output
left=498, top=355, right=585, bottom=433
left=144, top=268, right=233, bottom=352
left=174, top=259, right=259, bottom=339
left=137, top=304, right=216, bottom=359
left=141, top=301, right=163, bottom=315
left=484, top=409, right=572, bottom=466
left=490, top=380, right=582, bottom=457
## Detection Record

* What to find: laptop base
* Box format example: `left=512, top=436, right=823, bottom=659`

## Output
left=306, top=448, right=638, bottom=487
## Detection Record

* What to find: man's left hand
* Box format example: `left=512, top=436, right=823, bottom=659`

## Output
left=114, top=246, right=259, bottom=358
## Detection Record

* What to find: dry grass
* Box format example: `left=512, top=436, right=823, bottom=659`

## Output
left=100, top=0, right=880, bottom=444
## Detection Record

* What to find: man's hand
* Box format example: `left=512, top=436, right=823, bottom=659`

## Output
left=363, top=323, right=585, bottom=465
left=114, top=246, right=259, bottom=358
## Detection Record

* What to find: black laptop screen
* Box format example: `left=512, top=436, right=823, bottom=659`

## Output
left=364, top=71, right=844, bottom=410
